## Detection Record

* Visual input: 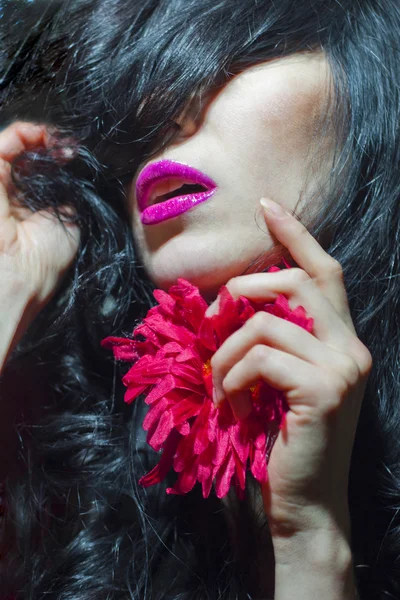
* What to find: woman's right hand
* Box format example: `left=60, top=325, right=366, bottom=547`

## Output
left=0, top=121, right=80, bottom=370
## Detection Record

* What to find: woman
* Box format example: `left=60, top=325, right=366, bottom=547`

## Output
left=0, top=0, right=399, bottom=598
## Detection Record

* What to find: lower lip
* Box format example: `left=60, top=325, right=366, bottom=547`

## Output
left=140, top=189, right=217, bottom=225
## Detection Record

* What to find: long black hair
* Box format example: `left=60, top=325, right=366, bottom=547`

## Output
left=1, top=0, right=400, bottom=598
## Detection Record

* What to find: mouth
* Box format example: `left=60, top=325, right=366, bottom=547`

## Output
left=148, top=180, right=209, bottom=206
left=136, top=160, right=217, bottom=215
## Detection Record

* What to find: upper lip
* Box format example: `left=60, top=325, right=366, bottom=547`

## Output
left=136, top=159, right=217, bottom=212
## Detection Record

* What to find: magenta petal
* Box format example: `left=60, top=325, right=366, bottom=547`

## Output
left=162, top=341, right=185, bottom=355
left=213, top=427, right=229, bottom=466
left=172, top=459, right=198, bottom=494
left=207, top=407, right=219, bottom=442
left=170, top=278, right=208, bottom=329
left=197, top=444, right=215, bottom=498
left=176, top=422, right=190, bottom=435
left=176, top=347, right=201, bottom=362
left=145, top=374, right=176, bottom=405
left=198, top=318, right=218, bottom=352
left=165, top=487, right=182, bottom=495
left=171, top=362, right=203, bottom=385
left=152, top=289, right=176, bottom=314
left=169, top=374, right=203, bottom=393
left=124, top=384, right=149, bottom=404
left=147, top=314, right=196, bottom=345
left=133, top=322, right=162, bottom=348
left=232, top=448, right=246, bottom=491
left=147, top=410, right=174, bottom=451
left=253, top=427, right=267, bottom=450
left=215, top=451, right=236, bottom=498
left=101, top=336, right=139, bottom=361
left=142, top=397, right=169, bottom=432
left=192, top=404, right=212, bottom=455
left=169, top=395, right=203, bottom=425
left=139, top=429, right=181, bottom=487
left=250, top=446, right=268, bottom=484
left=103, top=271, right=315, bottom=500
left=138, top=465, right=162, bottom=487
left=230, top=422, right=250, bottom=464
left=173, top=435, right=195, bottom=472
left=122, top=355, right=169, bottom=384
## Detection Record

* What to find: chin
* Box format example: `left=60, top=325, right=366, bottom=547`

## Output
left=146, top=263, right=227, bottom=303
left=139, top=231, right=274, bottom=302
left=144, top=251, right=249, bottom=303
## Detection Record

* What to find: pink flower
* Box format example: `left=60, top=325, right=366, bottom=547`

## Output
left=102, top=268, right=313, bottom=499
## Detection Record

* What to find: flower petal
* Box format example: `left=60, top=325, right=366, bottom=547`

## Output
left=215, top=450, right=236, bottom=498
left=139, top=429, right=181, bottom=487
left=102, top=271, right=313, bottom=499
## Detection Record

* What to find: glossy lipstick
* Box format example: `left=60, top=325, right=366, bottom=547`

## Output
left=136, top=160, right=217, bottom=225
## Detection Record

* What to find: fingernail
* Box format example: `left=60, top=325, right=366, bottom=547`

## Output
left=260, top=197, right=289, bottom=218
left=206, top=297, right=220, bottom=318
left=212, top=387, right=218, bottom=406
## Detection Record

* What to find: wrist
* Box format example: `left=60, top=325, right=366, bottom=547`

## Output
left=0, top=278, right=38, bottom=373
left=273, top=526, right=357, bottom=600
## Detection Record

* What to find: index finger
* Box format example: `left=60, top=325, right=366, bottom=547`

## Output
left=0, top=121, right=48, bottom=162
left=260, top=197, right=350, bottom=313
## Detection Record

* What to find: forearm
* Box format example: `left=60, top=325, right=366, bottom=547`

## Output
left=0, top=278, right=36, bottom=375
left=273, top=528, right=358, bottom=600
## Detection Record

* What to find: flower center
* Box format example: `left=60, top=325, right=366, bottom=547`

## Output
left=202, top=358, right=212, bottom=378
left=250, top=381, right=261, bottom=403
left=202, top=358, right=213, bottom=398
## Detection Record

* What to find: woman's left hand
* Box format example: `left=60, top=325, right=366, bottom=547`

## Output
left=207, top=198, right=371, bottom=597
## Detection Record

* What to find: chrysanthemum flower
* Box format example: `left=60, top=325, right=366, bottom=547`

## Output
left=102, top=268, right=313, bottom=499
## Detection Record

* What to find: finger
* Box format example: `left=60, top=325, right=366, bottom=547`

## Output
left=0, top=122, right=49, bottom=219
left=260, top=197, right=350, bottom=318
left=222, top=345, right=343, bottom=419
left=0, top=158, right=12, bottom=219
left=211, top=310, right=356, bottom=406
left=207, top=269, right=359, bottom=352
left=0, top=122, right=48, bottom=162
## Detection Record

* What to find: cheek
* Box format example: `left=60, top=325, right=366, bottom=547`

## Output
left=210, top=69, right=328, bottom=174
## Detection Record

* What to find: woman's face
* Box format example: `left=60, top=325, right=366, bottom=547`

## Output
left=127, top=52, right=334, bottom=301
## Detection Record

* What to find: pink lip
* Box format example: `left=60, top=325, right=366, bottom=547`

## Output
left=136, top=160, right=217, bottom=225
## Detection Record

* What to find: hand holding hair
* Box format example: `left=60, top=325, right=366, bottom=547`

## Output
left=0, top=122, right=80, bottom=372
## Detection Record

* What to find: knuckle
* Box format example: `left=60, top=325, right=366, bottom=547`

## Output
left=347, top=339, right=373, bottom=377
left=248, top=344, right=270, bottom=363
left=360, top=348, right=373, bottom=376
left=319, top=374, right=349, bottom=412
left=325, top=257, right=344, bottom=280
left=356, top=346, right=373, bottom=377
left=210, top=353, right=221, bottom=371
left=341, top=356, right=361, bottom=387
left=288, top=268, right=310, bottom=284
left=221, top=376, right=235, bottom=395
left=247, top=311, right=273, bottom=331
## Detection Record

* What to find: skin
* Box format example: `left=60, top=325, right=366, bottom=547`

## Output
left=208, top=204, right=370, bottom=598
left=0, top=122, right=80, bottom=370
left=128, top=52, right=335, bottom=302
left=127, top=52, right=370, bottom=598
left=0, top=123, right=80, bottom=482
left=0, top=52, right=371, bottom=598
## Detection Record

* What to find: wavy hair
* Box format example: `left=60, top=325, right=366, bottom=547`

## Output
left=1, top=0, right=400, bottom=598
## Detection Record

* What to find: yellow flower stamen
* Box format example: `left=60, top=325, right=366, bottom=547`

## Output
left=202, top=358, right=212, bottom=378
